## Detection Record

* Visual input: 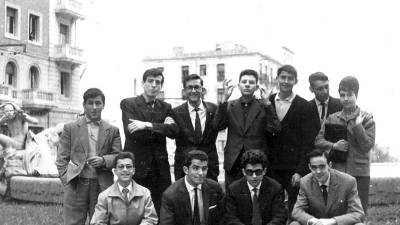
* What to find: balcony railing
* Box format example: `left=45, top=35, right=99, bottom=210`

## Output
left=55, top=0, right=85, bottom=20
left=20, top=89, right=55, bottom=109
left=54, top=44, right=84, bottom=65
left=0, top=85, right=18, bottom=102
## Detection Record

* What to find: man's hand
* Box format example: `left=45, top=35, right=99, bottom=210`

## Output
left=319, top=218, right=337, bottom=225
left=332, top=139, right=349, bottom=152
left=259, top=87, right=272, bottom=105
left=87, top=156, right=105, bottom=168
left=291, top=173, right=301, bottom=187
left=128, top=119, right=152, bottom=133
left=164, top=116, right=175, bottom=124
left=355, top=111, right=366, bottom=125
left=221, top=79, right=236, bottom=103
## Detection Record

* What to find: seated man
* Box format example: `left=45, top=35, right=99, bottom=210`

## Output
left=290, top=149, right=365, bottom=225
left=91, top=152, right=158, bottom=225
left=225, top=149, right=287, bottom=225
left=160, top=150, right=224, bottom=225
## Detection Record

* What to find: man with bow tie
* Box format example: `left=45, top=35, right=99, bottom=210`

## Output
left=56, top=88, right=122, bottom=225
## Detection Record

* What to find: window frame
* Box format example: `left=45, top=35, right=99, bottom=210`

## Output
left=29, top=65, right=40, bottom=89
left=27, top=10, right=43, bottom=45
left=60, top=71, right=71, bottom=98
left=4, top=3, right=21, bottom=40
left=59, top=23, right=70, bottom=45
left=217, top=63, right=225, bottom=82
left=5, top=61, right=18, bottom=87
left=200, top=64, right=207, bottom=76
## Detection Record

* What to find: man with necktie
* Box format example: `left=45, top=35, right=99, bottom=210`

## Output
left=91, top=152, right=158, bottom=225
left=290, top=149, right=365, bottom=225
left=160, top=150, right=225, bottom=225
left=56, top=88, right=122, bottom=225
left=307, top=72, right=342, bottom=140
left=225, top=149, right=287, bottom=225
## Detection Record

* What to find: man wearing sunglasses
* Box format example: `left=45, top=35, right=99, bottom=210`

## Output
left=290, top=149, right=364, bottom=225
left=225, top=149, right=287, bottom=225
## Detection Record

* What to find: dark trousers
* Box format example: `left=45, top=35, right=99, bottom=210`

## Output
left=63, top=178, right=100, bottom=225
left=269, top=169, right=299, bottom=214
left=355, top=176, right=370, bottom=215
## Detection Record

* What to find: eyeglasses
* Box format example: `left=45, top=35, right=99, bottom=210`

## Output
left=244, top=169, right=263, bottom=176
left=185, top=85, right=202, bottom=91
left=116, top=164, right=134, bottom=170
left=309, top=164, right=327, bottom=171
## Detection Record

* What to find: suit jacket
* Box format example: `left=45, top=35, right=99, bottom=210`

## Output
left=291, top=169, right=365, bottom=225
left=225, top=176, right=287, bottom=225
left=213, top=97, right=281, bottom=172
left=166, top=101, right=220, bottom=181
left=268, top=94, right=314, bottom=175
left=56, top=117, right=122, bottom=189
left=160, top=177, right=225, bottom=225
left=90, top=181, right=158, bottom=225
left=120, top=95, right=173, bottom=180
left=308, top=97, right=342, bottom=140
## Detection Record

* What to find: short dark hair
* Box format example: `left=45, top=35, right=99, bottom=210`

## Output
left=240, top=149, right=268, bottom=169
left=114, top=152, right=135, bottom=168
left=142, top=68, right=164, bottom=84
left=277, top=64, right=297, bottom=78
left=83, top=88, right=105, bottom=104
left=309, top=72, right=328, bottom=87
left=239, top=69, right=258, bottom=83
left=182, top=74, right=203, bottom=88
left=183, top=150, right=208, bottom=168
left=306, top=149, right=330, bottom=164
left=338, top=76, right=359, bottom=96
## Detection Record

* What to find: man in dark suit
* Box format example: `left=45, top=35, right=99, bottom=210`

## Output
left=225, top=149, right=287, bottom=225
left=162, top=74, right=220, bottom=181
left=120, top=68, right=174, bottom=213
left=213, top=69, right=281, bottom=188
left=56, top=88, right=122, bottom=225
left=308, top=72, right=342, bottom=139
left=160, top=150, right=225, bottom=225
left=290, top=149, right=365, bottom=225
left=268, top=65, right=314, bottom=212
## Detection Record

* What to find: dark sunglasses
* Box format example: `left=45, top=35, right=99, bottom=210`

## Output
left=244, top=169, right=263, bottom=176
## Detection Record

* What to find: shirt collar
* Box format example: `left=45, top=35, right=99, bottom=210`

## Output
left=317, top=171, right=331, bottom=187
left=188, top=100, right=205, bottom=112
left=117, top=181, right=133, bottom=194
left=85, top=116, right=102, bottom=125
left=315, top=97, right=329, bottom=106
left=275, top=92, right=296, bottom=102
left=184, top=175, right=202, bottom=191
left=247, top=181, right=262, bottom=192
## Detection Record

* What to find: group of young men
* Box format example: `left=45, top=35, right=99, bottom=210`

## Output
left=55, top=64, right=375, bottom=225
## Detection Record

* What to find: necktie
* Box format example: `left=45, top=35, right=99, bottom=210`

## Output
left=321, top=185, right=328, bottom=205
left=320, top=102, right=326, bottom=120
left=252, top=188, right=262, bottom=225
left=194, top=107, right=202, bottom=143
left=193, top=187, right=200, bottom=225
left=122, top=188, right=129, bottom=203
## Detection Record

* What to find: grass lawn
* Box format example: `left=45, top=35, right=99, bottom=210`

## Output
left=0, top=196, right=399, bottom=225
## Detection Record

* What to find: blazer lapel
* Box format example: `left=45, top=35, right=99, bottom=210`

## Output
left=184, top=103, right=196, bottom=134
left=231, top=101, right=245, bottom=132
left=280, top=96, right=297, bottom=123
left=178, top=180, right=193, bottom=223
left=311, top=100, right=321, bottom=127
left=96, top=121, right=109, bottom=155
left=78, top=118, right=89, bottom=156
left=202, top=103, right=213, bottom=141
left=326, top=171, right=339, bottom=213
left=311, top=177, right=326, bottom=212
left=258, top=178, right=269, bottom=211
left=202, top=182, right=210, bottom=223
left=244, top=101, right=261, bottom=133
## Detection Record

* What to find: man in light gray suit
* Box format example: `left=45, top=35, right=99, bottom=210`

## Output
left=56, top=88, right=122, bottom=225
left=290, top=149, right=364, bottom=225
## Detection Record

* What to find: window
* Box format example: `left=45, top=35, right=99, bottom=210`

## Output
left=29, top=14, right=40, bottom=42
left=181, top=65, right=189, bottom=81
left=217, top=88, right=224, bottom=103
left=59, top=24, right=70, bottom=44
left=60, top=72, right=70, bottom=97
left=29, top=66, right=39, bottom=89
left=5, top=62, right=17, bottom=87
left=200, top=64, right=207, bottom=76
left=6, top=6, right=18, bottom=36
left=217, top=64, right=225, bottom=81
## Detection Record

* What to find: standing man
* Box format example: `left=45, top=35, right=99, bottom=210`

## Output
left=91, top=152, right=158, bottom=225
left=120, top=68, right=173, bottom=213
left=225, top=149, right=287, bottom=225
left=268, top=65, right=314, bottom=212
left=160, top=150, right=225, bottom=225
left=214, top=69, right=281, bottom=188
left=308, top=72, right=342, bottom=139
left=290, top=149, right=365, bottom=225
left=163, top=74, right=220, bottom=181
left=56, top=88, right=122, bottom=225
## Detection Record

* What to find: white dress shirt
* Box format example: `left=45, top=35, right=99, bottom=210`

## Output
left=275, top=92, right=296, bottom=121
left=188, top=101, right=206, bottom=133
left=185, top=176, right=205, bottom=222
left=247, top=182, right=262, bottom=199
left=314, top=98, right=329, bottom=122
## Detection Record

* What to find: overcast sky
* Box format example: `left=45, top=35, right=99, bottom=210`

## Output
left=79, top=0, right=400, bottom=156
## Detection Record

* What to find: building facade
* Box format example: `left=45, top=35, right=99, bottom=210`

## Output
left=143, top=42, right=286, bottom=166
left=0, top=0, right=85, bottom=132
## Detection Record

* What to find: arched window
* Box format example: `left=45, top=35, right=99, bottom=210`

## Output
left=29, top=66, right=39, bottom=89
left=5, top=62, right=17, bottom=87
